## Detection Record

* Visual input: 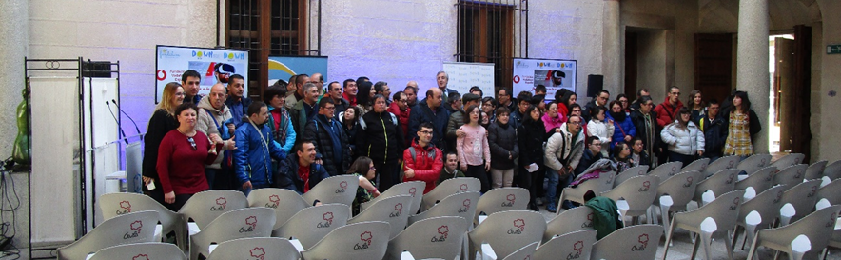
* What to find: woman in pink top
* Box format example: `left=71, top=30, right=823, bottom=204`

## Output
left=542, top=102, right=565, bottom=133
left=457, top=105, right=491, bottom=192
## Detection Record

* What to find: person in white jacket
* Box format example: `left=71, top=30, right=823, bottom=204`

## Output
left=661, top=107, right=705, bottom=166
left=544, top=115, right=585, bottom=212
left=587, top=106, right=614, bottom=157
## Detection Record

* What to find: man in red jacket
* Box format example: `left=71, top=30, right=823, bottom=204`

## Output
left=388, top=91, right=411, bottom=144
left=402, top=122, right=443, bottom=194
left=654, top=87, right=684, bottom=128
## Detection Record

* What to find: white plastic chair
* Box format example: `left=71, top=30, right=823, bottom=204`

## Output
left=746, top=205, right=841, bottom=260
left=408, top=191, right=481, bottom=228
left=557, top=170, right=616, bottom=206
left=779, top=179, right=823, bottom=224
left=499, top=241, right=538, bottom=260
left=301, top=221, right=391, bottom=260
left=543, top=206, right=594, bottom=243
left=823, top=160, right=841, bottom=180
left=189, top=207, right=276, bottom=260
left=734, top=166, right=777, bottom=193
left=474, top=188, right=529, bottom=225
left=662, top=190, right=745, bottom=260
left=246, top=188, right=309, bottom=232
left=817, top=178, right=841, bottom=205
left=704, top=155, right=741, bottom=177
left=178, top=190, right=247, bottom=235
left=533, top=229, right=596, bottom=260
left=613, top=165, right=649, bottom=187
left=590, top=224, right=664, bottom=260
left=89, top=242, right=186, bottom=260
left=56, top=210, right=158, bottom=260
left=771, top=153, right=805, bottom=170
left=273, top=203, right=350, bottom=249
left=600, top=175, right=659, bottom=226
left=737, top=154, right=773, bottom=175
left=804, top=160, right=829, bottom=180
left=683, top=157, right=711, bottom=173
left=693, top=169, right=738, bottom=206
left=467, top=210, right=546, bottom=260
left=649, top=161, right=683, bottom=184
left=206, top=237, right=300, bottom=260
left=773, top=164, right=808, bottom=186
left=653, top=170, right=703, bottom=232
left=421, top=177, right=481, bottom=211
left=731, top=185, right=789, bottom=251
left=348, top=194, right=414, bottom=239
left=385, top=216, right=469, bottom=260
left=302, top=174, right=359, bottom=207
left=99, top=192, right=188, bottom=252
left=362, top=181, right=425, bottom=214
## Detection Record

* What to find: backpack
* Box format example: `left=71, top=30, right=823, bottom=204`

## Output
left=407, top=146, right=436, bottom=164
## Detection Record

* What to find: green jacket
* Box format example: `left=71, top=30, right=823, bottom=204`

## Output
left=436, top=168, right=465, bottom=186
left=585, top=196, right=623, bottom=239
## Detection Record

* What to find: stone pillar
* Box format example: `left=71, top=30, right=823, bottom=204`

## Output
left=602, top=0, right=622, bottom=96
left=736, top=0, right=770, bottom=154
left=0, top=0, right=28, bottom=160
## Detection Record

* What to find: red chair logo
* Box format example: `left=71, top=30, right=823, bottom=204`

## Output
left=684, top=176, right=694, bottom=188
left=132, top=254, right=149, bottom=260
left=730, top=197, right=740, bottom=210
left=432, top=225, right=449, bottom=242
left=124, top=220, right=143, bottom=239
left=250, top=247, right=265, bottom=260
left=240, top=216, right=257, bottom=233
left=459, top=199, right=471, bottom=213
left=117, top=201, right=131, bottom=214
left=632, top=233, right=649, bottom=251
left=354, top=231, right=374, bottom=250
left=318, top=212, right=334, bottom=228
left=409, top=187, right=417, bottom=197
left=390, top=203, right=403, bottom=217
left=639, top=181, right=651, bottom=192
left=459, top=184, right=468, bottom=192
left=212, top=197, right=227, bottom=211
left=507, top=219, right=525, bottom=234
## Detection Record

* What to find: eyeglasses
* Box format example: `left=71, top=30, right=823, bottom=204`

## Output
left=419, top=130, right=433, bottom=135
left=369, top=166, right=376, bottom=171
left=323, top=106, right=336, bottom=111
left=187, top=137, right=196, bottom=150
left=568, top=121, right=581, bottom=125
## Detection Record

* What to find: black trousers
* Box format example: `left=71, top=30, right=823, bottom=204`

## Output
left=375, top=160, right=401, bottom=191
left=465, top=165, right=490, bottom=193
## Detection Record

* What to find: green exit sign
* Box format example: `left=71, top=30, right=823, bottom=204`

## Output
left=829, top=45, right=841, bottom=54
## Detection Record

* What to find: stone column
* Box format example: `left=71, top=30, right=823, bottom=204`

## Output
left=602, top=0, right=622, bottom=96
left=736, top=0, right=769, bottom=154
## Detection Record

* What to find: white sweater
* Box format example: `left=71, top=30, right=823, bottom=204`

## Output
left=587, top=119, right=614, bottom=156
left=661, top=121, right=705, bottom=155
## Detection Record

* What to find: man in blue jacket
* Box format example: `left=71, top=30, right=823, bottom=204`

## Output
left=276, top=140, right=330, bottom=194
left=234, top=101, right=286, bottom=193
left=303, top=98, right=350, bottom=176
left=408, top=88, right=449, bottom=150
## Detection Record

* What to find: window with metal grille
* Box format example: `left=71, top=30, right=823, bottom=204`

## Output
left=457, top=0, right=527, bottom=92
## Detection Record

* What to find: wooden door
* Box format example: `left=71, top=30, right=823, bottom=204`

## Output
left=775, top=37, right=794, bottom=151
left=625, top=31, right=638, bottom=99
left=694, top=33, right=733, bottom=104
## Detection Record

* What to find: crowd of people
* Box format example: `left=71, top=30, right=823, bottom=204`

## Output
left=142, top=70, right=761, bottom=213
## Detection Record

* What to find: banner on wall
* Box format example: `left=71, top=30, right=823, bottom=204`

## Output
left=442, top=62, right=495, bottom=98
left=268, top=56, right=328, bottom=87
left=512, top=58, right=577, bottom=100
left=155, top=45, right=249, bottom=103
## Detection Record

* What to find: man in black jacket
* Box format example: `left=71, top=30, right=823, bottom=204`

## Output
left=358, top=94, right=405, bottom=191
left=276, top=141, right=330, bottom=194
left=303, top=98, right=351, bottom=176
left=408, top=88, right=449, bottom=149
left=700, top=100, right=727, bottom=161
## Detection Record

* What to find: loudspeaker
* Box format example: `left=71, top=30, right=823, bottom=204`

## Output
left=587, top=74, right=603, bottom=97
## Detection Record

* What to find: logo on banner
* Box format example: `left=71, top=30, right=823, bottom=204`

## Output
left=516, top=60, right=529, bottom=69
left=156, top=70, right=167, bottom=81
left=158, top=48, right=180, bottom=59
left=192, top=50, right=215, bottom=59
left=513, top=75, right=520, bottom=83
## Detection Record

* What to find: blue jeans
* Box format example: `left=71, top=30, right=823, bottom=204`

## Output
left=545, top=168, right=559, bottom=205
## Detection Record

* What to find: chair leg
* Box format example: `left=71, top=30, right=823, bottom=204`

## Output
left=700, top=230, right=715, bottom=260
left=691, top=232, right=701, bottom=260
left=773, top=250, right=781, bottom=260
left=724, top=230, right=735, bottom=260
left=662, top=222, right=677, bottom=260
left=746, top=232, right=760, bottom=260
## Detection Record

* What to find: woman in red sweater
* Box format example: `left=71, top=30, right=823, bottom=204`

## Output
left=156, top=103, right=224, bottom=211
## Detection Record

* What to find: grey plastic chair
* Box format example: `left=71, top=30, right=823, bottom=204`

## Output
left=771, top=153, right=805, bottom=171
left=385, top=216, right=469, bottom=260
left=823, top=160, right=841, bottom=180
left=408, top=191, right=481, bottom=229
left=467, top=210, right=546, bottom=260
left=544, top=206, right=594, bottom=243
left=421, top=177, right=481, bottom=211
left=804, top=160, right=829, bottom=180
left=89, top=242, right=186, bottom=260
left=653, top=170, right=703, bottom=231
left=683, top=157, right=711, bottom=173
left=773, top=164, right=808, bottom=186
left=246, top=188, right=309, bottom=232
left=301, top=221, right=390, bottom=260
left=56, top=210, right=158, bottom=260
left=613, top=165, right=649, bottom=187
left=362, top=180, right=425, bottom=214
left=500, top=241, right=538, bottom=260
left=178, top=190, right=247, bottom=233
left=650, top=161, right=683, bottom=183
left=734, top=166, right=777, bottom=193
left=704, top=155, right=741, bottom=177
left=302, top=174, right=359, bottom=207
left=662, top=190, right=745, bottom=260
left=600, top=175, right=659, bottom=226
left=189, top=207, right=276, bottom=260
left=99, top=192, right=188, bottom=252
left=206, top=237, right=300, bottom=260
left=817, top=178, right=841, bottom=205
left=731, top=185, right=788, bottom=251
left=533, top=229, right=596, bottom=260
left=779, top=179, right=823, bottom=223
left=737, top=154, right=773, bottom=175
left=273, top=203, right=350, bottom=250
left=475, top=187, right=529, bottom=225
left=591, top=224, right=663, bottom=260
left=557, top=170, right=616, bottom=207
left=693, top=169, right=738, bottom=205
left=348, top=194, right=414, bottom=239
left=746, top=205, right=841, bottom=260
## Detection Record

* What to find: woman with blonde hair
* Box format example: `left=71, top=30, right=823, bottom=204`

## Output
left=143, top=82, right=185, bottom=205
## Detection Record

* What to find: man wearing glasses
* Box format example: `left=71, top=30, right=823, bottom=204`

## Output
left=402, top=122, right=444, bottom=194
left=544, top=115, right=585, bottom=212
left=654, top=86, right=684, bottom=128
left=582, top=90, right=610, bottom=122
left=302, top=98, right=350, bottom=176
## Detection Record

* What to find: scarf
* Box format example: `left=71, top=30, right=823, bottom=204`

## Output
left=609, top=110, right=626, bottom=122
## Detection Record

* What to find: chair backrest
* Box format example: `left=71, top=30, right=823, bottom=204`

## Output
left=614, top=165, right=650, bottom=187
left=676, top=190, right=746, bottom=234
left=600, top=175, right=659, bottom=213
left=737, top=185, right=788, bottom=229
left=56, top=210, right=158, bottom=260
left=737, top=154, right=773, bottom=174
left=576, top=170, right=618, bottom=195
left=302, top=174, right=360, bottom=207
left=781, top=179, right=822, bottom=220
left=189, top=207, right=276, bottom=260
left=650, top=161, right=683, bottom=183
left=361, top=181, right=425, bottom=214
left=178, top=190, right=247, bottom=230
left=773, top=164, right=808, bottom=186
left=98, top=192, right=185, bottom=249
left=544, top=207, right=595, bottom=243
left=694, top=169, right=738, bottom=201
left=408, top=191, right=481, bottom=228
left=771, top=153, right=805, bottom=170
left=502, top=241, right=539, bottom=260
left=682, top=158, right=710, bottom=173
left=804, top=160, right=829, bottom=180
left=246, top=188, right=309, bottom=231
left=823, top=160, right=841, bottom=180
left=89, top=242, right=186, bottom=260
left=703, top=155, right=741, bottom=177
left=817, top=178, right=841, bottom=205
left=468, top=210, right=546, bottom=260
left=420, top=177, right=480, bottom=211
left=756, top=205, right=841, bottom=255
left=734, top=166, right=777, bottom=193
left=274, top=203, right=350, bottom=249
left=475, top=187, right=530, bottom=217
left=386, top=216, right=469, bottom=260
left=590, top=224, right=663, bottom=260
left=348, top=194, right=414, bottom=239
left=206, top=237, right=300, bottom=260
left=533, top=230, right=597, bottom=260
left=301, top=221, right=390, bottom=260
left=656, top=170, right=703, bottom=208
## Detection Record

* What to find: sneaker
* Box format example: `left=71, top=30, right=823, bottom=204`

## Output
left=546, top=203, right=557, bottom=213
